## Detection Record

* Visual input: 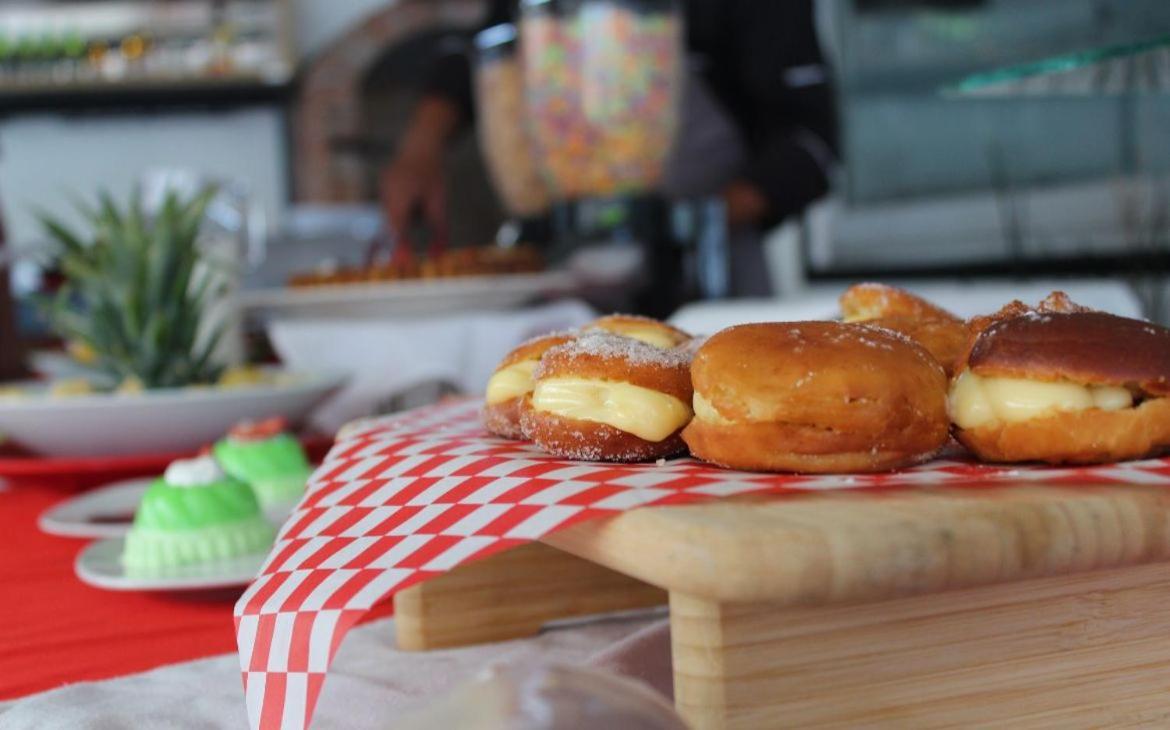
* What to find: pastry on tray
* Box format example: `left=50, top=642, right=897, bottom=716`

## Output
left=682, top=322, right=949, bottom=473
left=586, top=314, right=691, bottom=349
left=949, top=293, right=1170, bottom=464
left=122, top=455, right=276, bottom=576
left=484, top=331, right=579, bottom=440
left=521, top=331, right=694, bottom=461
left=839, top=283, right=969, bottom=375
left=213, top=417, right=313, bottom=515
left=288, top=245, right=544, bottom=287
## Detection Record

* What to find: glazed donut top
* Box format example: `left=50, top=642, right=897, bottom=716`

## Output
left=839, top=283, right=961, bottom=324
left=963, top=310, right=1170, bottom=396
left=691, top=322, right=945, bottom=426
left=536, top=331, right=693, bottom=401
left=965, top=291, right=1089, bottom=339
left=587, top=314, right=692, bottom=349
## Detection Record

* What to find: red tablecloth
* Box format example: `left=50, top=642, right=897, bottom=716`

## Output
left=0, top=483, right=391, bottom=701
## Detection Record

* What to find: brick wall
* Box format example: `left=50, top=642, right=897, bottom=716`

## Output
left=293, top=0, right=484, bottom=202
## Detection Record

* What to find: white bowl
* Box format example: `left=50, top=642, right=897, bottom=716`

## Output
left=239, top=271, right=577, bottom=320
left=0, top=372, right=344, bottom=457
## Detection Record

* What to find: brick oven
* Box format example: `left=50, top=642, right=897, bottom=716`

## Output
left=293, top=0, right=503, bottom=247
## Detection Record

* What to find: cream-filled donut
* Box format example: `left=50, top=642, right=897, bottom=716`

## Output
left=483, top=332, right=577, bottom=439
left=586, top=314, right=691, bottom=349
left=839, top=283, right=970, bottom=376
left=950, top=295, right=1170, bottom=464
left=521, top=332, right=693, bottom=461
left=682, top=322, right=950, bottom=473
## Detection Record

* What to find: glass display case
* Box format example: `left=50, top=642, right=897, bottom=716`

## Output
left=817, top=0, right=1170, bottom=319
left=826, top=0, right=1170, bottom=203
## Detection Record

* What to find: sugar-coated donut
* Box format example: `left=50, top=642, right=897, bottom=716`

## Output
left=682, top=322, right=949, bottom=473
left=483, top=332, right=577, bottom=439
left=521, top=331, right=693, bottom=461
left=839, top=283, right=969, bottom=375
left=950, top=294, right=1170, bottom=464
left=587, top=314, right=691, bottom=349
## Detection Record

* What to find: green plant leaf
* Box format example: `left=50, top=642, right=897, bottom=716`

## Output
left=38, top=185, right=224, bottom=389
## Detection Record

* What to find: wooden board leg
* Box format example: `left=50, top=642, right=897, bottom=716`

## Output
left=671, top=563, right=1170, bottom=729
left=394, top=542, right=666, bottom=651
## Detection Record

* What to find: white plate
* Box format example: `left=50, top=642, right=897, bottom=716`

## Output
left=38, top=477, right=151, bottom=538
left=39, top=473, right=310, bottom=538
left=75, top=537, right=268, bottom=591
left=239, top=271, right=577, bottom=320
left=0, top=371, right=344, bottom=457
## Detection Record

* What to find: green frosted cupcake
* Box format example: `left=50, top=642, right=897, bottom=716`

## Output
left=122, top=455, right=276, bottom=576
left=213, top=418, right=312, bottom=515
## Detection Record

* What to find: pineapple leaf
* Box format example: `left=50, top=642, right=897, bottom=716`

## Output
left=35, top=212, right=87, bottom=257
left=40, top=184, right=225, bottom=389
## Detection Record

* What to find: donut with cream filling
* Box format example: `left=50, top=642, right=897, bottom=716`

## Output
left=950, top=294, right=1170, bottom=464
left=587, top=314, right=691, bottom=349
left=483, top=332, right=577, bottom=439
left=682, top=322, right=950, bottom=472
left=521, top=331, right=693, bottom=461
left=839, top=283, right=969, bottom=375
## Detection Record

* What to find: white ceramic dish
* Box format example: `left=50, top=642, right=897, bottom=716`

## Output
left=75, top=537, right=268, bottom=591
left=238, top=271, right=577, bottom=320
left=0, top=372, right=344, bottom=457
left=38, top=477, right=151, bottom=538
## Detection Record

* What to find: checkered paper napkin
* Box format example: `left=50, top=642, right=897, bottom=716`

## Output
left=234, top=399, right=1170, bottom=730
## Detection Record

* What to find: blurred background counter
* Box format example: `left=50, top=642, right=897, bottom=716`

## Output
left=2, top=0, right=1170, bottom=423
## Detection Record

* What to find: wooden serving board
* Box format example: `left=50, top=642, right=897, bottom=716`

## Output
left=396, top=483, right=1170, bottom=728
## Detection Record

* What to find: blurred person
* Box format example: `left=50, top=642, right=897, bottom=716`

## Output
left=0, top=205, right=22, bottom=381
left=381, top=0, right=838, bottom=296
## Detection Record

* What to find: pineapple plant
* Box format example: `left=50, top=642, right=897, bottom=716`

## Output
left=40, top=186, right=228, bottom=389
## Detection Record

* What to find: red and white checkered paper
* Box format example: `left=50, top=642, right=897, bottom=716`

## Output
left=234, top=399, right=1170, bottom=730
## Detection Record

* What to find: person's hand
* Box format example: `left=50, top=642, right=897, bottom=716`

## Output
left=723, top=180, right=771, bottom=227
left=380, top=144, right=448, bottom=254
left=379, top=96, right=462, bottom=254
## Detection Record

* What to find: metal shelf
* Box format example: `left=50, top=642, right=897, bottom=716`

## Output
left=0, top=75, right=294, bottom=114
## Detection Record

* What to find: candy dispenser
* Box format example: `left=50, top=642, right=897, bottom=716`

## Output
left=520, top=0, right=684, bottom=200
left=519, top=0, right=717, bottom=318
left=578, top=0, right=683, bottom=195
left=473, top=23, right=552, bottom=220
left=519, top=0, right=587, bottom=199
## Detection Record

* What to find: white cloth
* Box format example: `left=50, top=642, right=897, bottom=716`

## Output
left=268, top=300, right=596, bottom=434
left=0, top=612, right=668, bottom=730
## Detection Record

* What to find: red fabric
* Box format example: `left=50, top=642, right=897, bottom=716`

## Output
left=0, top=482, right=392, bottom=701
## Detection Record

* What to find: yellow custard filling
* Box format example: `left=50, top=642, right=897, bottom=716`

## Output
left=949, top=370, right=1133, bottom=429
left=531, top=377, right=692, bottom=441
left=840, top=309, right=877, bottom=324
left=692, top=391, right=735, bottom=425
left=485, top=360, right=539, bottom=405
left=596, top=322, right=680, bottom=348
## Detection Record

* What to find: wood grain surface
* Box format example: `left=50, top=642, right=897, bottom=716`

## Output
left=394, top=542, right=665, bottom=650
left=542, top=485, right=1170, bottom=605
left=671, top=563, right=1170, bottom=728
left=399, top=484, right=1170, bottom=727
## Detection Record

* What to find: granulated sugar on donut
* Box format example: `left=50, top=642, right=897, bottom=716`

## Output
left=535, top=331, right=692, bottom=378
